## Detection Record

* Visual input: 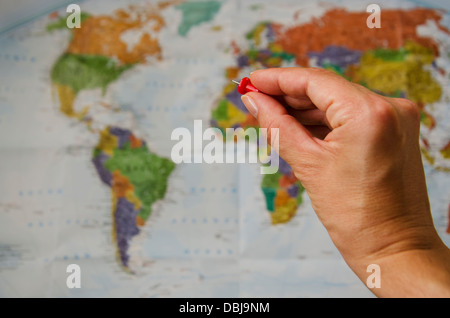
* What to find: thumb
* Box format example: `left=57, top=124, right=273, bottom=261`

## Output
left=241, top=92, right=321, bottom=164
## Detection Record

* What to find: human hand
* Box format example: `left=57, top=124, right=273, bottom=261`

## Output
left=241, top=67, right=450, bottom=297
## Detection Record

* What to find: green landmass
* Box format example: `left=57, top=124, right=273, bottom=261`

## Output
left=372, top=47, right=408, bottom=62
left=261, top=187, right=276, bottom=212
left=104, top=143, right=175, bottom=221
left=176, top=1, right=222, bottom=36
left=261, top=172, right=281, bottom=189
left=211, top=99, right=228, bottom=121
left=46, top=12, right=90, bottom=32
left=296, top=184, right=305, bottom=205
left=51, top=53, right=134, bottom=94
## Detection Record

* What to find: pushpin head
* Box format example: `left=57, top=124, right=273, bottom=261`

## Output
left=233, top=77, right=260, bottom=94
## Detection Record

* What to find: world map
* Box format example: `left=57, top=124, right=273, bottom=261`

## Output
left=0, top=0, right=449, bottom=297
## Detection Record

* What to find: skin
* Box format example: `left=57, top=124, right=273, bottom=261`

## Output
left=241, top=67, right=450, bottom=298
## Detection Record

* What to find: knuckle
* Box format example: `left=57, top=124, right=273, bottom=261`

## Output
left=264, top=117, right=277, bottom=135
left=308, top=67, right=336, bottom=78
left=362, top=98, right=403, bottom=143
left=399, top=98, right=420, bottom=122
left=263, top=116, right=280, bottom=143
left=369, top=99, right=397, bottom=124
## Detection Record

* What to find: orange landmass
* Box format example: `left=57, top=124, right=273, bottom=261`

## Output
left=275, top=189, right=290, bottom=207
left=112, top=170, right=134, bottom=198
left=136, top=215, right=146, bottom=227
left=279, top=173, right=297, bottom=188
left=275, top=8, right=450, bottom=66
left=225, top=67, right=240, bottom=80
left=129, top=134, right=142, bottom=149
left=49, top=11, right=59, bottom=19
left=231, top=41, right=241, bottom=55
left=67, top=4, right=168, bottom=64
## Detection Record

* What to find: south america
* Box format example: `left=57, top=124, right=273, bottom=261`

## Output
left=92, top=127, right=175, bottom=270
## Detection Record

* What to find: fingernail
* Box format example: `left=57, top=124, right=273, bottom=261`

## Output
left=241, top=95, right=258, bottom=118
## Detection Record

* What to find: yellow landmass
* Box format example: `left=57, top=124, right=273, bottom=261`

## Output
left=421, top=147, right=435, bottom=165
left=97, top=128, right=119, bottom=156
left=55, top=84, right=90, bottom=119
left=55, top=84, right=76, bottom=117
left=223, top=82, right=237, bottom=95
left=275, top=189, right=290, bottom=207
left=271, top=197, right=297, bottom=225
left=252, top=23, right=266, bottom=46
left=353, top=41, right=442, bottom=104
left=421, top=110, right=436, bottom=129
left=111, top=170, right=142, bottom=211
left=126, top=190, right=142, bottom=211
left=217, top=101, right=248, bottom=128
left=225, top=67, right=240, bottom=80
left=441, top=144, right=450, bottom=159
left=111, top=190, right=118, bottom=251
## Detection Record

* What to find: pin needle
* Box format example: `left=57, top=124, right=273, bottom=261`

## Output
left=232, top=77, right=260, bottom=94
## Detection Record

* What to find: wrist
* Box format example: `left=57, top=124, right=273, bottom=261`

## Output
left=327, top=211, right=439, bottom=261
left=346, top=235, right=450, bottom=297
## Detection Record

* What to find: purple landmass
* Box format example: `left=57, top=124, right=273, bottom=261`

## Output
left=278, top=156, right=292, bottom=175
left=92, top=127, right=141, bottom=269
left=308, top=45, right=362, bottom=68
left=226, top=88, right=248, bottom=113
left=109, top=127, right=131, bottom=149
left=92, top=153, right=112, bottom=186
left=237, top=55, right=249, bottom=68
left=287, top=184, right=299, bottom=198
left=265, top=23, right=275, bottom=41
left=210, top=119, right=218, bottom=128
left=114, top=197, right=140, bottom=268
left=258, top=49, right=272, bottom=59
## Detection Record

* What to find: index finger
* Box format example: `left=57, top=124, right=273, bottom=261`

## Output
left=250, top=67, right=372, bottom=128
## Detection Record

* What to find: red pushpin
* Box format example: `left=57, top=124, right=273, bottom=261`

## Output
left=232, top=77, right=260, bottom=94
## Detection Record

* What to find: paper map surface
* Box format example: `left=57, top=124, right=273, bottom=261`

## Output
left=0, top=0, right=449, bottom=297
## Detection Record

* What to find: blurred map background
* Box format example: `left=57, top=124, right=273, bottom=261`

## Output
left=0, top=0, right=449, bottom=297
